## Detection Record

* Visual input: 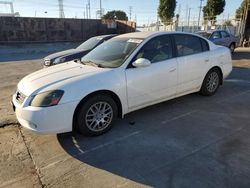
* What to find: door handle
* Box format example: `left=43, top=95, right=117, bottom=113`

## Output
left=205, top=59, right=209, bottom=62
left=169, top=68, right=176, bottom=72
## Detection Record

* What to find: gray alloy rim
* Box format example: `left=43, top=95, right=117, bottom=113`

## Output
left=85, top=102, right=113, bottom=132
left=206, top=72, right=219, bottom=93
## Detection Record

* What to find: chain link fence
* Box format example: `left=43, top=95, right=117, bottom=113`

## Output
left=137, top=18, right=244, bottom=45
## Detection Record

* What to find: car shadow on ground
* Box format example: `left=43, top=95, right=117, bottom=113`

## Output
left=57, top=67, right=250, bottom=187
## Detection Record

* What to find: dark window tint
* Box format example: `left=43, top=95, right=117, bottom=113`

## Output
left=77, top=37, right=101, bottom=50
left=211, top=31, right=222, bottom=39
left=134, top=35, right=173, bottom=63
left=200, top=38, right=209, bottom=51
left=174, top=34, right=203, bottom=56
left=221, top=31, right=230, bottom=38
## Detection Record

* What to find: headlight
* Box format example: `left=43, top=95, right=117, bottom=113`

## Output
left=53, top=57, right=66, bottom=65
left=44, top=59, right=51, bottom=66
left=30, top=90, right=64, bottom=107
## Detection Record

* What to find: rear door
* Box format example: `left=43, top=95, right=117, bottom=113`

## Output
left=210, top=31, right=224, bottom=46
left=220, top=31, right=231, bottom=47
left=173, top=34, right=210, bottom=94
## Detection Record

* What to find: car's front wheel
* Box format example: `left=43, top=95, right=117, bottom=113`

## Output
left=200, top=68, right=221, bottom=96
left=76, top=95, right=118, bottom=136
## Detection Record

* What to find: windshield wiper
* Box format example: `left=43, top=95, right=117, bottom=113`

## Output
left=81, top=60, right=106, bottom=68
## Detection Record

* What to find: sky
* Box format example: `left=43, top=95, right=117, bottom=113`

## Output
left=0, top=0, right=242, bottom=26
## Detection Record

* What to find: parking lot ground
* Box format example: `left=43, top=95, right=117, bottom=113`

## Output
left=0, top=47, right=250, bottom=188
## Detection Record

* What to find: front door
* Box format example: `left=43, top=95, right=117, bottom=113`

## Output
left=125, top=35, right=178, bottom=110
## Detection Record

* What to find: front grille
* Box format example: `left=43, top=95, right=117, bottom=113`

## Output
left=15, top=91, right=26, bottom=104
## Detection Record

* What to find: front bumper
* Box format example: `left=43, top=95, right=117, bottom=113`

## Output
left=12, top=95, right=78, bottom=134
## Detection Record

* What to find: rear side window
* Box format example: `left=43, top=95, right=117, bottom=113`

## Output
left=174, top=34, right=203, bottom=57
left=200, top=38, right=209, bottom=51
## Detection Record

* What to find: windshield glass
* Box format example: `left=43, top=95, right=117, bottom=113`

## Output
left=197, top=32, right=212, bottom=39
left=77, top=37, right=102, bottom=50
left=81, top=38, right=143, bottom=68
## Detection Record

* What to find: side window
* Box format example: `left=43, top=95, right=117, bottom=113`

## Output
left=174, top=34, right=203, bottom=56
left=200, top=38, right=209, bottom=51
left=133, top=35, right=173, bottom=63
left=221, top=31, right=230, bottom=38
left=211, top=32, right=222, bottom=39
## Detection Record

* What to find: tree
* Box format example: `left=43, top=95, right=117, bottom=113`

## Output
left=102, top=10, right=128, bottom=21
left=235, top=0, right=248, bottom=19
left=158, top=0, right=176, bottom=26
left=203, top=0, right=226, bottom=25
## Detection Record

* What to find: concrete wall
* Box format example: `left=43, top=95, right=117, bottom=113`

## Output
left=0, top=17, right=136, bottom=43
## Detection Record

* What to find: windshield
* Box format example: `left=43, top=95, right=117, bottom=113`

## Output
left=77, top=37, right=102, bottom=50
left=197, top=32, right=212, bottom=39
left=81, top=38, right=143, bottom=68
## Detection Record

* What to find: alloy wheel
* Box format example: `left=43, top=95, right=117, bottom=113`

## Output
left=206, top=72, right=219, bottom=93
left=85, top=101, right=113, bottom=132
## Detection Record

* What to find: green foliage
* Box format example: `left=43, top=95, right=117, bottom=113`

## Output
left=158, top=0, right=176, bottom=25
left=203, top=0, right=226, bottom=24
left=235, top=0, right=248, bottom=19
left=102, top=10, right=128, bottom=21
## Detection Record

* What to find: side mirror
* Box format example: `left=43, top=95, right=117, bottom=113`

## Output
left=132, top=58, right=151, bottom=68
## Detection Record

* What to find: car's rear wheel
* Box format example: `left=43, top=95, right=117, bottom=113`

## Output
left=76, top=95, right=117, bottom=136
left=229, top=43, right=235, bottom=53
left=200, top=69, right=221, bottom=96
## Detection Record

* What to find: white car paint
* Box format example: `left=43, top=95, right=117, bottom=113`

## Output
left=12, top=31, right=232, bottom=134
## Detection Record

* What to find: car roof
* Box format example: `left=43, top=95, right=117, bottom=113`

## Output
left=198, top=30, right=229, bottom=33
left=114, top=31, right=204, bottom=40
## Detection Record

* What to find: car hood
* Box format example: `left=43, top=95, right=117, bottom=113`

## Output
left=44, top=49, right=85, bottom=60
left=18, top=62, right=106, bottom=96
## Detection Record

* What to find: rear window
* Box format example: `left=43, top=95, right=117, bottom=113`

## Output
left=197, top=32, right=211, bottom=39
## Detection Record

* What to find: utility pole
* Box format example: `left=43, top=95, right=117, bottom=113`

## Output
left=197, top=0, right=204, bottom=28
left=0, top=1, right=14, bottom=14
left=99, top=0, right=102, bottom=18
left=88, top=0, right=91, bottom=19
left=187, top=8, right=191, bottom=28
left=129, top=6, right=132, bottom=20
left=58, top=0, right=65, bottom=18
left=86, top=4, right=88, bottom=19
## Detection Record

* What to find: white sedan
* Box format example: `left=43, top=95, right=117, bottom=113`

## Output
left=12, top=32, right=232, bottom=136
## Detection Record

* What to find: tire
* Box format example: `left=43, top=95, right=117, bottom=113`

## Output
left=229, top=43, right=235, bottom=53
left=76, top=94, right=118, bottom=136
left=199, top=68, right=221, bottom=96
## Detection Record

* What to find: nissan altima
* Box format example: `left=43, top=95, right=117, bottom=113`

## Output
left=12, top=32, right=232, bottom=136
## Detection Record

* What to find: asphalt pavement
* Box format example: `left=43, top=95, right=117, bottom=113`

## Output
left=0, top=47, right=249, bottom=188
